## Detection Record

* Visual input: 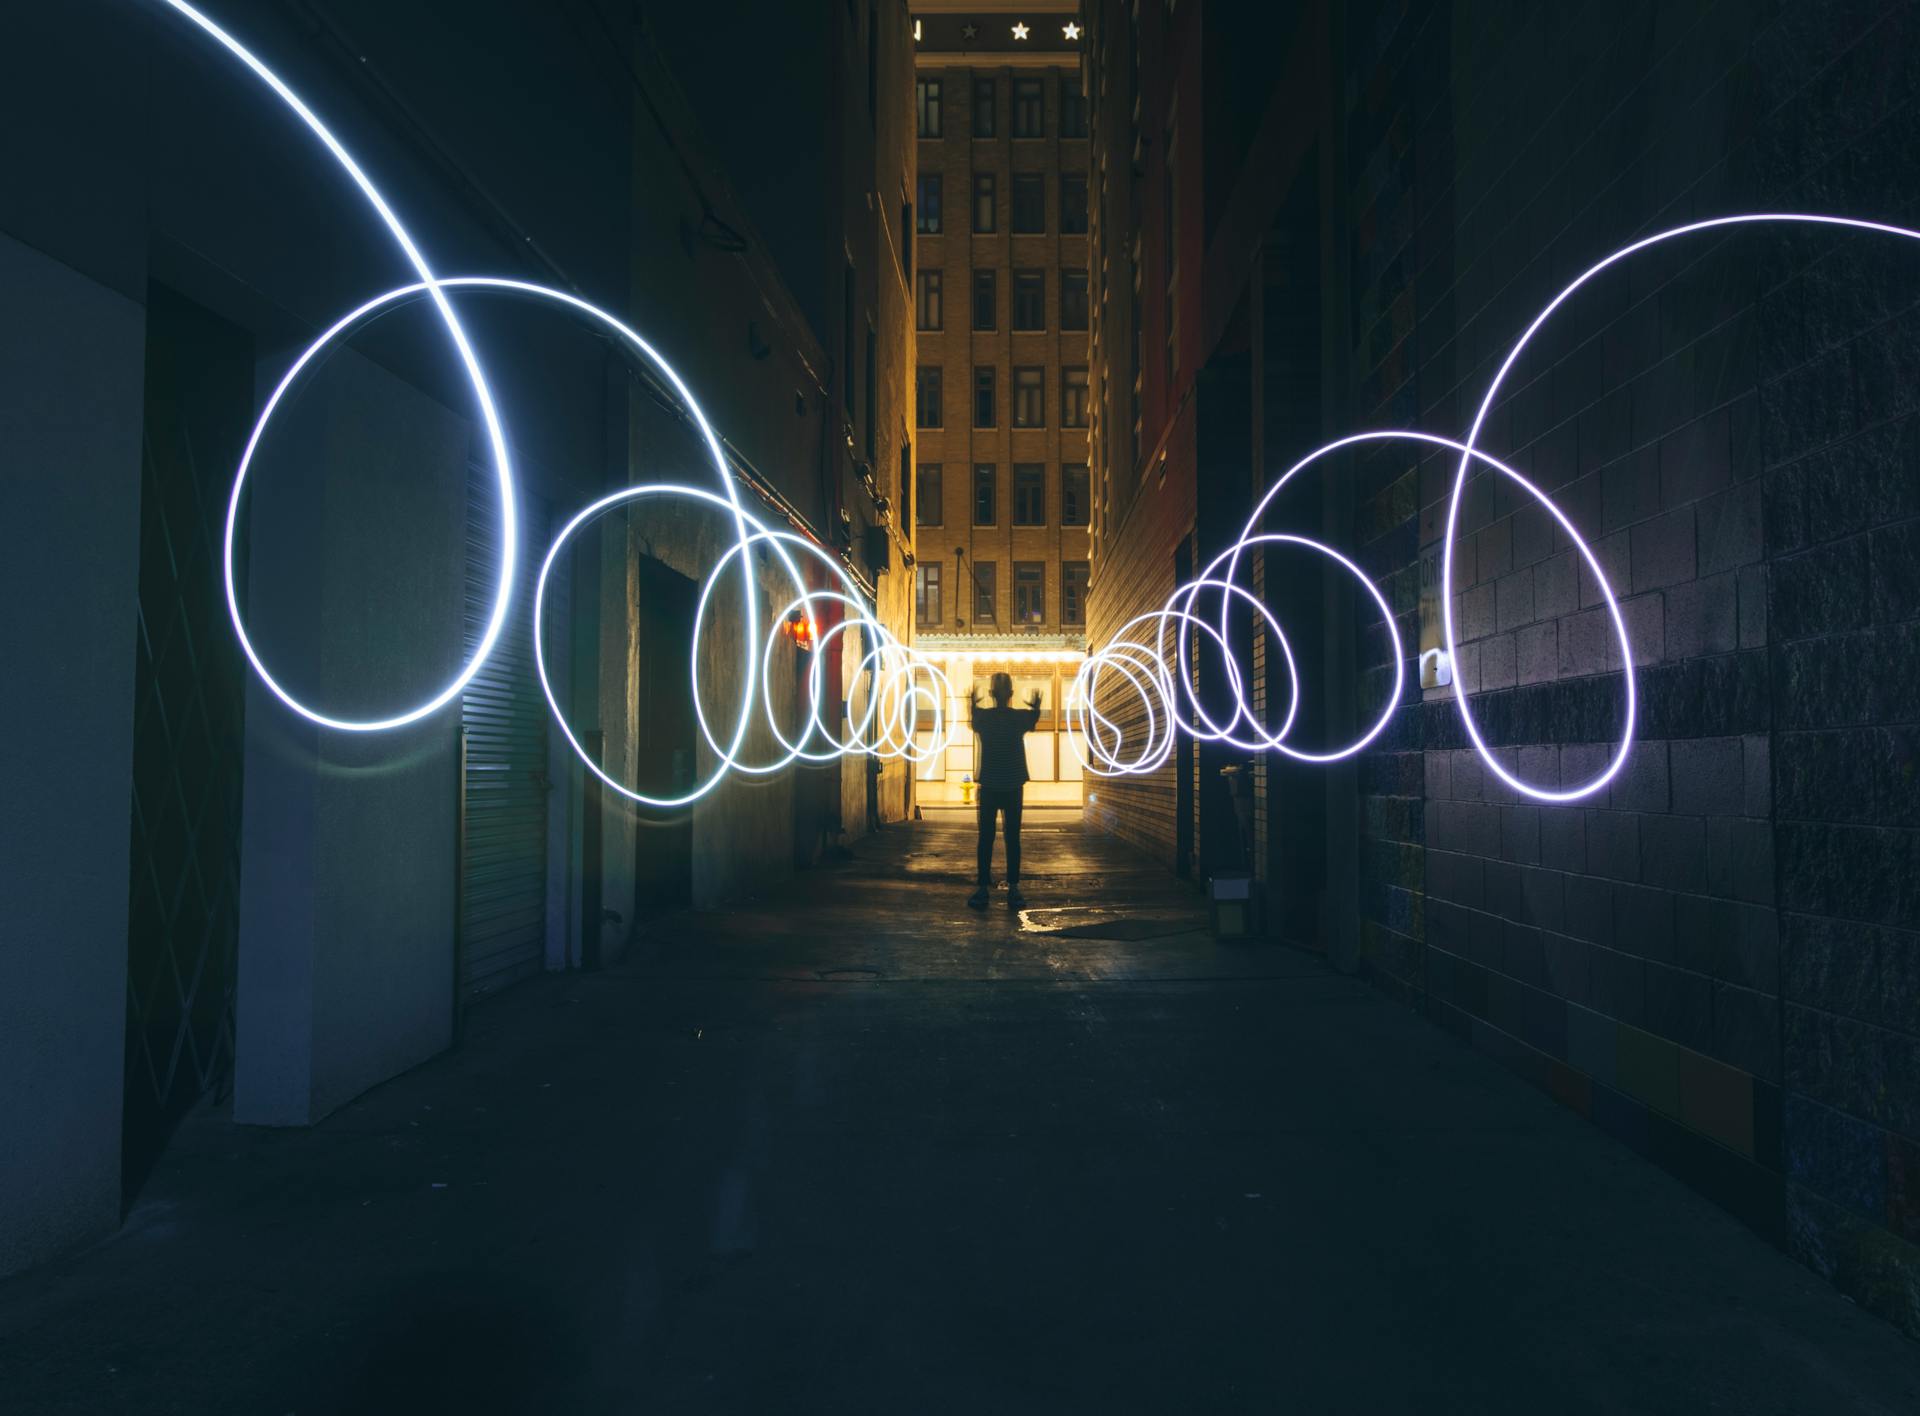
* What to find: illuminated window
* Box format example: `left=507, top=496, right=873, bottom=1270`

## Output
left=915, top=365, right=942, bottom=428
left=1012, top=174, right=1045, bottom=232
left=916, top=463, right=943, bottom=526
left=1014, top=463, right=1045, bottom=525
left=916, top=561, right=943, bottom=626
left=1013, top=270, right=1045, bottom=330
left=973, top=463, right=998, bottom=524
left=1013, top=77, right=1043, bottom=137
left=1062, top=561, right=1089, bottom=624
left=971, top=559, right=997, bottom=622
left=1061, top=269, right=1089, bottom=330
left=972, top=172, right=996, bottom=232
left=1014, top=561, right=1045, bottom=623
left=973, top=365, right=996, bottom=427
left=973, top=76, right=995, bottom=136
left=1062, top=367, right=1089, bottom=428
left=916, top=173, right=942, bottom=233
left=1062, top=464, right=1090, bottom=525
left=916, top=270, right=943, bottom=330
left=971, top=268, right=997, bottom=330
left=917, top=78, right=943, bottom=137
left=1013, top=366, right=1044, bottom=427
left=1061, top=173, right=1089, bottom=233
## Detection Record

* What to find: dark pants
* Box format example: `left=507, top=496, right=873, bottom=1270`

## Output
left=976, top=787, right=1024, bottom=886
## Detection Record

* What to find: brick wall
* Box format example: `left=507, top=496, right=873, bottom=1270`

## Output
left=1344, top=0, right=1920, bottom=1334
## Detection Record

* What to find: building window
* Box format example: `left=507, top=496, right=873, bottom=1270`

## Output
left=973, top=366, right=996, bottom=427
left=864, top=325, right=876, bottom=456
left=1013, top=463, right=1045, bottom=525
left=917, top=78, right=943, bottom=137
left=916, top=365, right=942, bottom=428
left=971, top=269, right=997, bottom=330
left=1061, top=173, right=1089, bottom=233
left=972, top=76, right=995, bottom=137
left=971, top=559, right=996, bottom=623
left=973, top=463, right=998, bottom=524
left=900, top=440, right=912, bottom=524
left=916, top=173, right=942, bottom=233
left=1062, top=561, right=1089, bottom=625
left=916, top=270, right=943, bottom=330
left=843, top=261, right=856, bottom=420
left=1012, top=174, right=1045, bottom=233
left=972, top=172, right=996, bottom=232
left=1063, top=463, right=1090, bottom=525
left=1061, top=74, right=1088, bottom=138
left=1013, top=76, right=1043, bottom=137
left=1014, top=561, right=1045, bottom=624
left=1061, top=269, right=1089, bottom=330
left=1012, top=270, right=1045, bottom=330
left=916, top=462, right=943, bottom=526
left=1062, top=367, right=1089, bottom=428
left=916, top=561, right=943, bottom=626
left=1013, top=366, right=1044, bottom=427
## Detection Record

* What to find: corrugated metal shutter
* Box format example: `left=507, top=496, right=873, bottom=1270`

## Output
left=461, top=465, right=550, bottom=997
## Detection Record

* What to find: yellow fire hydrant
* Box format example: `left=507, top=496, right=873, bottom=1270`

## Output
left=960, top=775, right=975, bottom=806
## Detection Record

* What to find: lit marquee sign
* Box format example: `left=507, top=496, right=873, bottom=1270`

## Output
left=154, top=1, right=1920, bottom=808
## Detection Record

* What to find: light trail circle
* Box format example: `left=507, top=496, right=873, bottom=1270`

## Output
left=159, top=0, right=520, bottom=732
left=1455, top=213, right=1920, bottom=800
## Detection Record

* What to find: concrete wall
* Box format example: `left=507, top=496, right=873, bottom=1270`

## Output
left=1337, top=0, right=1920, bottom=1336
left=0, top=0, right=914, bottom=1276
left=0, top=235, right=146, bottom=1276
left=233, top=350, right=467, bottom=1125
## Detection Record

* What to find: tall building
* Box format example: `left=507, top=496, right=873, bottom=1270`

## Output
left=1081, top=0, right=1920, bottom=1335
left=0, top=0, right=916, bottom=1278
left=909, top=2, right=1092, bottom=809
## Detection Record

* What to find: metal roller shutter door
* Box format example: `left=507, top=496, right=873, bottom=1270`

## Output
left=461, top=465, right=550, bottom=997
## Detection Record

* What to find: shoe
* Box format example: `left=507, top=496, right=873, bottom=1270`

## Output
left=966, top=888, right=990, bottom=910
left=1006, top=885, right=1027, bottom=911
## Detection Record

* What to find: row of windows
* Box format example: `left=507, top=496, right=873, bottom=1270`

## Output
left=916, top=366, right=1089, bottom=429
left=915, top=560, right=1090, bottom=627
left=917, top=75, right=1088, bottom=141
left=917, top=269, right=1090, bottom=332
left=915, top=461, right=1090, bottom=527
left=914, top=172, right=1088, bottom=236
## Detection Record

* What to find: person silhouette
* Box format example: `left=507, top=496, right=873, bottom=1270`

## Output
left=967, top=671, right=1042, bottom=910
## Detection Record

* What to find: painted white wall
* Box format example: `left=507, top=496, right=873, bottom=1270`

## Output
left=0, top=235, right=146, bottom=1276
left=233, top=348, right=467, bottom=1125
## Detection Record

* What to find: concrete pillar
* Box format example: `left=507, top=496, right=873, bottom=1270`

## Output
left=233, top=349, right=467, bottom=1125
left=0, top=234, right=146, bottom=1275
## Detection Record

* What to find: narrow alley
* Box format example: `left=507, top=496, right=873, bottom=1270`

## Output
left=3, top=821, right=1914, bottom=1413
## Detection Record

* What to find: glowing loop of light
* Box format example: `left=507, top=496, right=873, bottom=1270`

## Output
left=1073, top=214, right=1920, bottom=805
left=163, top=1, right=1920, bottom=807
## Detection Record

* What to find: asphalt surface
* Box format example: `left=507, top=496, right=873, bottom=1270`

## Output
left=2, top=819, right=1916, bottom=1412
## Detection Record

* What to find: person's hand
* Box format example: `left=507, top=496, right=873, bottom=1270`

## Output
left=968, top=689, right=982, bottom=710
left=1024, top=690, right=1042, bottom=712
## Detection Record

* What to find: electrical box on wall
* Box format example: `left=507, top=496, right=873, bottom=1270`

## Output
left=862, top=524, right=890, bottom=574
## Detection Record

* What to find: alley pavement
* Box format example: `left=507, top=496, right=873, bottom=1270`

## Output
left=3, top=819, right=1917, bottom=1413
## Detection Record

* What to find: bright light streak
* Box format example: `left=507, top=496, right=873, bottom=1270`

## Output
left=156, top=0, right=518, bottom=732
left=155, top=1, right=1920, bottom=816
left=1077, top=215, right=1920, bottom=804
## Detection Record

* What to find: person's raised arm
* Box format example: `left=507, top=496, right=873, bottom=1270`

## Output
left=1022, top=689, right=1043, bottom=729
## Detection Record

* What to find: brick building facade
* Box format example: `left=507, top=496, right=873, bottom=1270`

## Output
left=1083, top=0, right=1920, bottom=1335
left=910, top=3, right=1093, bottom=805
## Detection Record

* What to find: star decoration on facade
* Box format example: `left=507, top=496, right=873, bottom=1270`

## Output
left=961, top=22, right=977, bottom=39
left=1063, top=22, right=1081, bottom=39
left=1011, top=22, right=1030, bottom=40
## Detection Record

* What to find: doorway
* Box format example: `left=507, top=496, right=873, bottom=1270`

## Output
left=123, top=285, right=252, bottom=1203
left=631, top=554, right=696, bottom=914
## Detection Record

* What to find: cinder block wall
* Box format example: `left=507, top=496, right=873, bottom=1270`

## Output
left=1345, top=0, right=1920, bottom=1334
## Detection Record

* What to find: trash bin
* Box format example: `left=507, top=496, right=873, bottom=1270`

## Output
left=1211, top=763, right=1258, bottom=939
